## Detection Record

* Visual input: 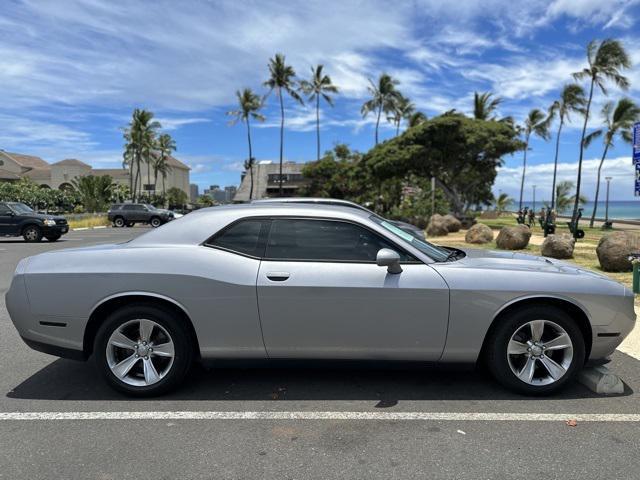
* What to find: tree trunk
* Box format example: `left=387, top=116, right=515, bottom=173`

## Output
left=246, top=116, right=254, bottom=200
left=589, top=142, right=610, bottom=228
left=279, top=87, right=284, bottom=197
left=518, top=136, right=530, bottom=211
left=550, top=120, right=563, bottom=211
left=147, top=155, right=151, bottom=198
left=396, top=118, right=400, bottom=137
left=572, top=78, right=595, bottom=224
left=375, top=104, right=382, bottom=145
left=316, top=94, right=321, bottom=161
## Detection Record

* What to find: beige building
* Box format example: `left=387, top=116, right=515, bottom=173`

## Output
left=0, top=150, right=190, bottom=196
left=233, top=161, right=308, bottom=202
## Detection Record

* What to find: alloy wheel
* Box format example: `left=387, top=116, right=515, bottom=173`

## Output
left=507, top=319, right=574, bottom=386
left=106, top=319, right=175, bottom=387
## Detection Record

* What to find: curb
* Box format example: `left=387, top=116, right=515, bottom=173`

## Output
left=70, top=226, right=111, bottom=232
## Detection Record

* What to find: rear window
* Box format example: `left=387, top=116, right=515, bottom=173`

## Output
left=205, top=219, right=268, bottom=257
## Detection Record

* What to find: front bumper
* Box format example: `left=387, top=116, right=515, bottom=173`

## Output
left=43, top=225, right=69, bottom=236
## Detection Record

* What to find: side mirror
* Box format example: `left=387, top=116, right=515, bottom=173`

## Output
left=376, top=248, right=403, bottom=274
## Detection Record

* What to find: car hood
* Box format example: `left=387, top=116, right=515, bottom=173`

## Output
left=29, top=212, right=66, bottom=221
left=450, top=248, right=611, bottom=280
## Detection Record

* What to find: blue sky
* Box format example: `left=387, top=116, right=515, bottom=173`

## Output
left=1, top=0, right=640, bottom=201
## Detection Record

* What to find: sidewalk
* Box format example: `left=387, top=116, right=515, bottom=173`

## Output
left=618, top=307, right=640, bottom=360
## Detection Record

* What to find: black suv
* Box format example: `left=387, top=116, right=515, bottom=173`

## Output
left=108, top=203, right=173, bottom=228
left=0, top=202, right=69, bottom=242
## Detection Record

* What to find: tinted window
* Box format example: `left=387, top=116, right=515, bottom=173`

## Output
left=123, top=204, right=145, bottom=211
left=207, top=219, right=267, bottom=257
left=265, top=219, right=413, bottom=262
left=0, top=204, right=12, bottom=215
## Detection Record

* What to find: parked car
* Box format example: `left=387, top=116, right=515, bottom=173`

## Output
left=108, top=203, right=174, bottom=228
left=0, top=201, right=69, bottom=242
left=252, top=197, right=426, bottom=240
left=6, top=203, right=635, bottom=396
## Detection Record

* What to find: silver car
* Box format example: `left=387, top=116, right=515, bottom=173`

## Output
left=6, top=203, right=636, bottom=396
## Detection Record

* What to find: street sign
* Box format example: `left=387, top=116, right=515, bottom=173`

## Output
left=636, top=163, right=640, bottom=197
left=634, top=122, right=640, bottom=146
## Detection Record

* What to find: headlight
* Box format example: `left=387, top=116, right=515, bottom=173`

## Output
left=43, top=219, right=56, bottom=226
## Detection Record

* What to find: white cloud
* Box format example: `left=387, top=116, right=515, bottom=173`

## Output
left=495, top=156, right=636, bottom=201
left=543, top=0, right=639, bottom=29
left=155, top=117, right=210, bottom=131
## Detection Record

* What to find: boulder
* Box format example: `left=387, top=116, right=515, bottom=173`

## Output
left=426, top=214, right=448, bottom=237
left=465, top=223, right=494, bottom=244
left=442, top=214, right=462, bottom=233
left=596, top=231, right=640, bottom=272
left=495, top=225, right=531, bottom=250
left=541, top=234, right=575, bottom=259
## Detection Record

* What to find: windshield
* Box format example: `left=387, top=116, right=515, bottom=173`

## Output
left=370, top=215, right=451, bottom=262
left=144, top=204, right=157, bottom=211
left=9, top=202, right=34, bottom=214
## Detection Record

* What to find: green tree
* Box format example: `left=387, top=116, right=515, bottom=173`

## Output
left=70, top=175, right=114, bottom=212
left=571, top=39, right=631, bottom=222
left=554, top=180, right=587, bottom=214
left=123, top=109, right=161, bottom=201
left=361, top=73, right=401, bottom=145
left=518, top=109, right=551, bottom=210
left=387, top=94, right=415, bottom=136
left=407, top=111, right=427, bottom=128
left=166, top=187, right=188, bottom=209
left=264, top=53, right=303, bottom=196
left=299, top=65, right=339, bottom=161
left=365, top=113, right=523, bottom=215
left=473, top=91, right=501, bottom=120
left=154, top=133, right=176, bottom=198
left=494, top=192, right=514, bottom=213
left=547, top=84, right=586, bottom=210
left=227, top=88, right=265, bottom=200
left=584, top=98, right=640, bottom=226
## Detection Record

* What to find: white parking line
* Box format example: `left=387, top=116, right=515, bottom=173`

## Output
left=1, top=411, right=639, bottom=422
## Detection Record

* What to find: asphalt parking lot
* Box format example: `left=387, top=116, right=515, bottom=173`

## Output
left=1, top=227, right=640, bottom=479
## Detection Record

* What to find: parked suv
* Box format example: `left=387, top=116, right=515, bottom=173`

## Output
left=0, top=202, right=69, bottom=242
left=108, top=203, right=174, bottom=228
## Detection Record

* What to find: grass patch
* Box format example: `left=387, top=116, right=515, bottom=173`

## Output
left=67, top=215, right=110, bottom=229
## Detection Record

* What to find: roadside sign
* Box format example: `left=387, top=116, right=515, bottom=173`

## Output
left=634, top=122, right=640, bottom=146
left=636, top=163, right=640, bottom=197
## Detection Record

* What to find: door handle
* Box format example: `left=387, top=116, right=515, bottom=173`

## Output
left=266, top=272, right=290, bottom=282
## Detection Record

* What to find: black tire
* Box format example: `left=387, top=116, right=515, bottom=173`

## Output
left=22, top=225, right=43, bottom=243
left=45, top=234, right=61, bottom=242
left=150, top=216, right=162, bottom=228
left=94, top=303, right=194, bottom=397
left=125, top=222, right=134, bottom=228
left=485, top=305, right=585, bottom=395
left=113, top=217, right=125, bottom=228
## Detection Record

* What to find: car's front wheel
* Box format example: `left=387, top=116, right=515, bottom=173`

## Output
left=94, top=304, right=194, bottom=396
left=485, top=305, right=585, bottom=395
left=45, top=234, right=61, bottom=242
left=22, top=225, right=43, bottom=242
left=149, top=216, right=162, bottom=228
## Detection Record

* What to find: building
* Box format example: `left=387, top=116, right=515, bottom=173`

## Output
left=0, top=150, right=190, bottom=197
left=189, top=183, right=199, bottom=203
left=233, top=161, right=308, bottom=202
left=224, top=186, right=237, bottom=203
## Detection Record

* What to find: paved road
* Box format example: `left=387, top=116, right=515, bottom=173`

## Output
left=1, top=228, right=639, bottom=479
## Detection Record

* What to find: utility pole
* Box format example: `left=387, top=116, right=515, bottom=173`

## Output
left=605, top=177, right=612, bottom=224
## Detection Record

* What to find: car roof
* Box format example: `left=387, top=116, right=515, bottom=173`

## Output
left=130, top=202, right=374, bottom=247
left=252, top=197, right=372, bottom=211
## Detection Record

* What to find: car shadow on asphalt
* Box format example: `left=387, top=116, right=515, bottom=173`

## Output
left=6, top=352, right=636, bottom=403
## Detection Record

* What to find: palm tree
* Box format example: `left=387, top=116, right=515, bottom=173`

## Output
left=264, top=53, right=303, bottom=196
left=494, top=192, right=513, bottom=213
left=555, top=180, right=587, bottom=214
left=518, top=109, right=551, bottom=210
left=547, top=84, right=586, bottom=211
left=227, top=88, right=265, bottom=200
left=584, top=98, right=640, bottom=227
left=299, top=65, right=339, bottom=161
left=407, top=111, right=427, bottom=128
left=70, top=175, right=114, bottom=213
left=571, top=39, right=631, bottom=223
left=361, top=73, right=401, bottom=145
left=473, top=91, right=501, bottom=120
left=154, top=133, right=176, bottom=198
left=387, top=94, right=415, bottom=136
left=123, top=109, right=160, bottom=202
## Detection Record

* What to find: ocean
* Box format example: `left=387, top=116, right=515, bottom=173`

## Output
left=525, top=201, right=640, bottom=220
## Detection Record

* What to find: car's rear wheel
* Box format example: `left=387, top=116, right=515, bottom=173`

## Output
left=45, top=234, right=61, bottom=242
left=94, top=304, right=194, bottom=396
left=150, top=216, right=162, bottom=228
left=485, top=305, right=585, bottom=395
left=22, top=225, right=43, bottom=242
left=113, top=217, right=125, bottom=228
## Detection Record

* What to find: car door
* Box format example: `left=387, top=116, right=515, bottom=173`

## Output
left=0, top=204, right=18, bottom=235
left=256, top=217, right=450, bottom=361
